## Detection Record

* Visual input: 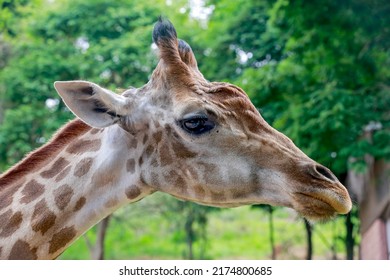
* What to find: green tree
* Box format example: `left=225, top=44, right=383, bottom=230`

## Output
left=160, top=199, right=216, bottom=260
left=0, top=0, right=165, bottom=169
left=252, top=205, right=277, bottom=259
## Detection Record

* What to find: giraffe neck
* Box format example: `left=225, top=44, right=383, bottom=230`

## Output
left=0, top=119, right=152, bottom=259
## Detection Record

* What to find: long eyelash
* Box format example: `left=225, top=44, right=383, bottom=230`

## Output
left=181, top=115, right=208, bottom=122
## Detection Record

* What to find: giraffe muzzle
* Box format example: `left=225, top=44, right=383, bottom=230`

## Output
left=291, top=163, right=353, bottom=220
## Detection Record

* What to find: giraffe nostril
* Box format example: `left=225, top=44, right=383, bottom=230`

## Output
left=314, top=165, right=336, bottom=182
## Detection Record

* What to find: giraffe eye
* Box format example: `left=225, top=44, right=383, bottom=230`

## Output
left=179, top=115, right=215, bottom=135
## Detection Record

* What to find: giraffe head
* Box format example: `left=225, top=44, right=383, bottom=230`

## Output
left=54, top=19, right=351, bottom=221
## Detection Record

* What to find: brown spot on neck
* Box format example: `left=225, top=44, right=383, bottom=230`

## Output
left=125, top=185, right=141, bottom=200
left=145, top=144, right=155, bottom=158
left=53, top=185, right=74, bottom=210
left=0, top=180, right=24, bottom=211
left=0, top=210, right=23, bottom=237
left=48, top=226, right=76, bottom=255
left=127, top=138, right=138, bottom=149
left=8, top=240, right=38, bottom=260
left=74, top=157, right=94, bottom=177
left=0, top=119, right=91, bottom=188
left=32, top=199, right=56, bottom=235
left=20, top=180, right=45, bottom=204
left=74, top=197, right=86, bottom=212
left=40, top=157, right=70, bottom=179
left=66, top=139, right=102, bottom=154
left=91, top=169, right=119, bottom=188
left=153, top=130, right=163, bottom=144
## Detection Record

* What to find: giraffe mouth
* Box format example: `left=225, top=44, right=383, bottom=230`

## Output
left=292, top=190, right=351, bottom=221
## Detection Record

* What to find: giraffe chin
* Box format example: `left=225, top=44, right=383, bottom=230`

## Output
left=170, top=194, right=259, bottom=208
left=291, top=192, right=346, bottom=222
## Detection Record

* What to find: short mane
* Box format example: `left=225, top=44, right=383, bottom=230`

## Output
left=0, top=119, right=91, bottom=188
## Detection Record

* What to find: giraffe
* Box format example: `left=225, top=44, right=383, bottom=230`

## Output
left=0, top=19, right=352, bottom=259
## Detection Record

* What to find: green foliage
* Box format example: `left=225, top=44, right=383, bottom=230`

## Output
left=0, top=0, right=36, bottom=36
left=166, top=200, right=216, bottom=259
left=0, top=103, right=70, bottom=169
left=0, top=0, right=165, bottom=168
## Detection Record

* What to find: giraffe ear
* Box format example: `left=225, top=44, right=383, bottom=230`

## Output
left=54, top=81, right=130, bottom=128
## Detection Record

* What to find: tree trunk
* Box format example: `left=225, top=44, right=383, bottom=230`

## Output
left=268, top=206, right=276, bottom=259
left=185, top=208, right=194, bottom=260
left=304, top=218, right=313, bottom=260
left=85, top=215, right=111, bottom=260
left=345, top=212, right=354, bottom=259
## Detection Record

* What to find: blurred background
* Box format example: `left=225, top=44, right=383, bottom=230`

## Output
left=0, top=0, right=389, bottom=260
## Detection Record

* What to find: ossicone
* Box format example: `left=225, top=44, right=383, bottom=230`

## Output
left=152, top=17, right=178, bottom=47
left=151, top=17, right=201, bottom=84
